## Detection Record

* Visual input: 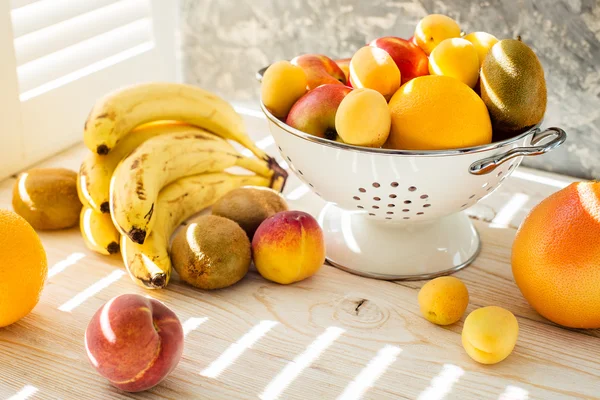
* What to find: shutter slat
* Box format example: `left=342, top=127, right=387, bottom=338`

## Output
left=10, top=0, right=120, bottom=37
left=18, top=18, right=153, bottom=93
left=14, top=0, right=151, bottom=66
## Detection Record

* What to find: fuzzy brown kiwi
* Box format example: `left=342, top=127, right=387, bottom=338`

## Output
left=211, top=186, right=288, bottom=240
left=12, top=168, right=82, bottom=230
left=171, top=215, right=251, bottom=290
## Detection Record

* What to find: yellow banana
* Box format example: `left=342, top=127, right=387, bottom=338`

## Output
left=121, top=172, right=270, bottom=289
left=110, top=130, right=273, bottom=244
left=80, top=206, right=120, bottom=255
left=83, top=82, right=268, bottom=161
left=78, top=121, right=196, bottom=213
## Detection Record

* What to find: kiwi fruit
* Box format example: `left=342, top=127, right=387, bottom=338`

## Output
left=12, top=168, right=82, bottom=230
left=480, top=38, right=547, bottom=140
left=171, top=215, right=251, bottom=290
left=212, top=186, right=288, bottom=239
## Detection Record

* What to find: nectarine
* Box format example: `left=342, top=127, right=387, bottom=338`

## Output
left=84, top=294, right=184, bottom=392
left=369, top=37, right=429, bottom=84
left=291, top=54, right=346, bottom=90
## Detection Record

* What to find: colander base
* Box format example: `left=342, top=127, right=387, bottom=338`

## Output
left=319, top=204, right=481, bottom=280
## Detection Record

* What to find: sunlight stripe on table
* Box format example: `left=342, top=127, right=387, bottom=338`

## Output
left=7, top=385, right=38, bottom=400
left=260, top=326, right=345, bottom=400
left=490, top=193, right=529, bottom=228
left=417, top=364, right=464, bottom=400
left=58, top=270, right=125, bottom=312
left=201, top=320, right=278, bottom=378
left=511, top=170, right=569, bottom=189
left=285, top=184, right=310, bottom=200
left=337, top=345, right=402, bottom=400
left=498, top=385, right=529, bottom=400
left=183, top=317, right=209, bottom=336
left=48, top=252, right=85, bottom=278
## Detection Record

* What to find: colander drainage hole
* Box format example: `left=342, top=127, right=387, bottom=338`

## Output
left=508, top=164, right=515, bottom=171
left=387, top=211, right=394, bottom=215
left=353, top=196, right=360, bottom=200
left=402, top=209, right=409, bottom=212
left=385, top=217, right=392, bottom=220
left=423, top=204, right=431, bottom=208
left=417, top=212, right=424, bottom=215
left=389, top=194, right=397, bottom=199
left=359, top=188, right=366, bottom=193
left=420, top=194, right=429, bottom=199
left=357, top=206, right=364, bottom=209
left=278, top=146, right=282, bottom=151
left=298, top=170, right=303, bottom=175
left=373, top=182, right=380, bottom=188
left=408, top=186, right=417, bottom=192
left=391, top=182, right=399, bottom=187
left=373, top=205, right=379, bottom=209
left=469, top=194, right=476, bottom=199
left=461, top=203, right=468, bottom=208
left=403, top=217, right=410, bottom=220
left=369, top=213, right=375, bottom=216
left=373, top=197, right=380, bottom=201
left=388, top=204, right=395, bottom=208
left=309, top=183, right=314, bottom=188
left=487, top=186, right=493, bottom=192
left=404, top=200, right=411, bottom=204
left=497, top=171, right=503, bottom=177
left=287, top=156, right=292, bottom=162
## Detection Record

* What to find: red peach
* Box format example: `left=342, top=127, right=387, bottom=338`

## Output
left=334, top=58, right=351, bottom=82
left=291, top=54, right=347, bottom=90
left=84, top=294, right=184, bottom=392
left=370, top=36, right=429, bottom=84
left=252, top=211, right=325, bottom=284
left=286, top=84, right=352, bottom=140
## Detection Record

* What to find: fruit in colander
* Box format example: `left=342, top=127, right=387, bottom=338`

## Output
left=286, top=84, right=352, bottom=140
left=463, top=31, right=498, bottom=66
left=369, top=36, right=429, bottom=85
left=386, top=75, right=492, bottom=150
left=335, top=88, right=390, bottom=147
left=261, top=60, right=307, bottom=118
left=414, top=14, right=461, bottom=55
left=291, top=54, right=346, bottom=90
left=349, top=46, right=401, bottom=100
left=428, top=38, right=480, bottom=88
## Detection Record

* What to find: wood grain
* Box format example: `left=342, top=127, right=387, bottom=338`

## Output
left=0, top=114, right=598, bottom=400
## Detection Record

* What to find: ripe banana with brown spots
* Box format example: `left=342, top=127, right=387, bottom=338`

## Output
left=110, top=130, right=274, bottom=244
left=121, top=172, right=270, bottom=289
left=80, top=206, right=120, bottom=255
left=83, top=82, right=269, bottom=161
left=78, top=121, right=196, bottom=213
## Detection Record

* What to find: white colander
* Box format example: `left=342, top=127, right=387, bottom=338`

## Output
left=260, top=102, right=566, bottom=280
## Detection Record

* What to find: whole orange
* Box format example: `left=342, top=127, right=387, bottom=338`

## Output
left=512, top=182, right=600, bottom=328
left=386, top=75, right=492, bottom=150
left=0, top=209, right=47, bottom=327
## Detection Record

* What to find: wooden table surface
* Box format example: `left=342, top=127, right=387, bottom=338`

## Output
left=0, top=110, right=598, bottom=400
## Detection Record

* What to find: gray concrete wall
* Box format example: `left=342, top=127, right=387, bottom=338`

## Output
left=180, top=0, right=600, bottom=179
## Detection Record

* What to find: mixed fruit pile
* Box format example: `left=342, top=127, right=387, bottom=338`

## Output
left=261, top=14, right=547, bottom=150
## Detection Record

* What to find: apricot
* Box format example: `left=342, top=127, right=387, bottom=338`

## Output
left=414, top=14, right=461, bottom=55
left=349, top=46, right=400, bottom=100
left=335, top=88, right=391, bottom=147
left=261, top=60, right=308, bottom=118
left=463, top=32, right=499, bottom=66
left=429, top=38, right=480, bottom=88
left=462, top=306, right=519, bottom=364
left=84, top=294, right=184, bottom=392
left=418, top=276, right=469, bottom=325
left=252, top=211, right=324, bottom=284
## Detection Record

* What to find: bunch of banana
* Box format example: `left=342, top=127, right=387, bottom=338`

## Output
left=77, top=82, right=287, bottom=289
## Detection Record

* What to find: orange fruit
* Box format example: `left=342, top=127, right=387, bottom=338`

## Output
left=512, top=182, right=600, bottom=328
left=386, top=75, right=492, bottom=150
left=0, top=209, right=47, bottom=327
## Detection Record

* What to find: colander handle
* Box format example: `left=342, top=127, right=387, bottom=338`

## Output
left=469, top=127, right=566, bottom=175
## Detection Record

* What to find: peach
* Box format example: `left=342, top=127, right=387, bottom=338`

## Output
left=335, top=88, right=390, bottom=147
left=369, top=36, right=429, bottom=84
left=414, top=14, right=461, bottom=55
left=85, top=294, right=184, bottom=392
left=335, top=58, right=351, bottom=82
left=349, top=46, right=401, bottom=100
left=252, top=211, right=325, bottom=284
left=261, top=60, right=308, bottom=118
left=418, top=276, right=469, bottom=325
left=286, top=84, right=352, bottom=140
left=462, top=306, right=519, bottom=365
left=291, top=54, right=346, bottom=90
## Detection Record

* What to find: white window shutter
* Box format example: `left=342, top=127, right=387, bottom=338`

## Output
left=1, top=0, right=177, bottom=179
